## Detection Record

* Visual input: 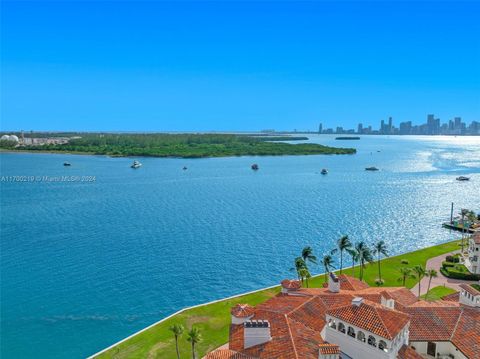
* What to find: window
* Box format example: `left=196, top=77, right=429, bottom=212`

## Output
left=357, top=331, right=366, bottom=342
left=347, top=326, right=355, bottom=338
left=378, top=340, right=388, bottom=352
left=328, top=319, right=336, bottom=330
left=368, top=335, right=377, bottom=347
left=338, top=322, right=346, bottom=334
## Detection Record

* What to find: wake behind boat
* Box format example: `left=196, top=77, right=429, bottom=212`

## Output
left=131, top=160, right=142, bottom=169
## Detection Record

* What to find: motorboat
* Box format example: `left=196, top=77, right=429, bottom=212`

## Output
left=131, top=160, right=142, bottom=169
left=63, top=162, right=71, bottom=166
left=321, top=169, right=328, bottom=175
left=456, top=176, right=470, bottom=181
left=365, top=166, right=379, bottom=171
left=251, top=164, right=259, bottom=170
left=183, top=166, right=188, bottom=170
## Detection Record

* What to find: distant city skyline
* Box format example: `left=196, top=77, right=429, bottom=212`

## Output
left=316, top=114, right=480, bottom=136
left=1, top=1, right=479, bottom=131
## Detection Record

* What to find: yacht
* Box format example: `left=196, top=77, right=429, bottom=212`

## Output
left=365, top=166, right=379, bottom=171
left=251, top=164, right=259, bottom=170
left=321, top=168, right=328, bottom=175
left=131, top=160, right=142, bottom=169
left=63, top=162, right=71, bottom=166
left=456, top=176, right=470, bottom=181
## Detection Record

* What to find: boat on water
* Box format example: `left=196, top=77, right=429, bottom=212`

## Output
left=365, top=166, right=379, bottom=171
left=183, top=166, right=188, bottom=170
left=131, top=160, right=142, bottom=169
left=251, top=164, right=259, bottom=170
left=456, top=176, right=470, bottom=181
left=321, top=169, right=328, bottom=175
left=63, top=162, right=71, bottom=166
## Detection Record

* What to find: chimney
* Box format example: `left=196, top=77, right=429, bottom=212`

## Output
left=318, top=343, right=340, bottom=359
left=352, top=297, right=363, bottom=307
left=281, top=279, right=301, bottom=294
left=244, top=320, right=271, bottom=348
left=328, top=273, right=340, bottom=293
left=230, top=304, right=254, bottom=325
left=381, top=295, right=395, bottom=309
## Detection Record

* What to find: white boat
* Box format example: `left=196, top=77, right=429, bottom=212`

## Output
left=456, top=176, right=470, bottom=181
left=131, top=160, right=142, bottom=169
left=321, top=169, right=328, bottom=175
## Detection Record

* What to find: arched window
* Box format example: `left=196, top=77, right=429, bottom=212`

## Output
left=338, top=322, right=346, bottom=334
left=357, top=331, right=366, bottom=342
left=328, top=319, right=336, bottom=329
left=368, top=335, right=377, bottom=347
left=347, top=326, right=356, bottom=338
left=379, top=340, right=388, bottom=352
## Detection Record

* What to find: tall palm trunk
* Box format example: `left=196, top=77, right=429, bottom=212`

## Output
left=340, top=250, right=343, bottom=274
left=175, top=336, right=180, bottom=359
left=417, top=281, right=421, bottom=299
left=426, top=277, right=433, bottom=300
left=191, top=342, right=196, bottom=359
left=377, top=254, right=382, bottom=281
left=351, top=257, right=355, bottom=277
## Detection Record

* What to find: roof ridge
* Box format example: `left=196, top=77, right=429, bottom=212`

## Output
left=284, top=314, right=299, bottom=359
left=286, top=295, right=318, bottom=316
left=449, top=307, right=464, bottom=341
left=374, top=304, right=395, bottom=340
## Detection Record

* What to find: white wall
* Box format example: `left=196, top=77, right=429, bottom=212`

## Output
left=410, top=341, right=468, bottom=359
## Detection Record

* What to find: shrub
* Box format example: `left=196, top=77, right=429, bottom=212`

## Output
left=445, top=255, right=460, bottom=263
left=442, top=261, right=455, bottom=269
left=400, top=259, right=409, bottom=265
left=441, top=266, right=480, bottom=281
left=375, top=278, right=385, bottom=286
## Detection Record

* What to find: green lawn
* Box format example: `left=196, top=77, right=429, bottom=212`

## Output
left=94, top=240, right=459, bottom=359
left=420, top=286, right=457, bottom=301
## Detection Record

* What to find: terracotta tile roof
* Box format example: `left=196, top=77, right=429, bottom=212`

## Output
left=459, top=283, right=480, bottom=296
left=231, top=304, right=255, bottom=318
left=327, top=299, right=410, bottom=340
left=408, top=299, right=459, bottom=307
left=441, top=292, right=460, bottom=302
left=281, top=279, right=301, bottom=290
left=450, top=308, right=480, bottom=359
left=321, top=274, right=369, bottom=291
left=397, top=345, right=424, bottom=359
left=405, top=307, right=462, bottom=341
left=318, top=343, right=340, bottom=355
left=203, top=350, right=257, bottom=359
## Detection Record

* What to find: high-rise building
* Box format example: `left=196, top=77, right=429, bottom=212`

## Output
left=388, top=117, right=393, bottom=134
left=357, top=123, right=363, bottom=134
left=318, top=123, right=323, bottom=134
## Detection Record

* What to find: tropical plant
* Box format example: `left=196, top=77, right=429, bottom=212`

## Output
left=298, top=267, right=312, bottom=287
left=413, top=265, right=426, bottom=299
left=425, top=269, right=438, bottom=300
left=397, top=267, right=415, bottom=287
left=347, top=248, right=358, bottom=278
left=355, top=241, right=374, bottom=281
left=293, top=257, right=307, bottom=280
left=301, top=246, right=317, bottom=268
left=336, top=235, right=352, bottom=274
left=187, top=327, right=202, bottom=359
left=321, top=254, right=335, bottom=283
left=169, top=323, right=185, bottom=359
left=373, top=240, right=389, bottom=283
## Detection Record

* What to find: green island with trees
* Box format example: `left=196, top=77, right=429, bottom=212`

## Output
left=0, top=133, right=356, bottom=158
left=93, top=239, right=461, bottom=359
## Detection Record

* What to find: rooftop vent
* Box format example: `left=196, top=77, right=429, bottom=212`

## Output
left=352, top=297, right=363, bottom=307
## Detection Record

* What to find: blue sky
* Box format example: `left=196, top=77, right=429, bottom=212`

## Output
left=1, top=1, right=479, bottom=131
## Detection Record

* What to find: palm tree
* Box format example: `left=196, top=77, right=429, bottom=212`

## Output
left=413, top=265, right=426, bottom=299
left=355, top=241, right=373, bottom=281
left=187, top=327, right=202, bottom=359
left=293, top=257, right=307, bottom=280
left=301, top=246, right=317, bottom=268
left=397, top=267, right=414, bottom=287
left=337, top=235, right=352, bottom=274
left=373, top=240, right=389, bottom=283
left=169, top=324, right=184, bottom=359
left=298, top=267, right=311, bottom=287
left=322, top=254, right=335, bottom=283
left=425, top=269, right=438, bottom=300
left=347, top=248, right=358, bottom=277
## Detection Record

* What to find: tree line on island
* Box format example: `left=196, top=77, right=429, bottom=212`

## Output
left=168, top=235, right=440, bottom=359
left=1, top=133, right=356, bottom=157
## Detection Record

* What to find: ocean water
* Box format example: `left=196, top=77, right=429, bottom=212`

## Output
left=1, top=135, right=479, bottom=359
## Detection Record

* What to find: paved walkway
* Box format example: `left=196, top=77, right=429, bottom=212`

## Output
left=410, top=250, right=476, bottom=296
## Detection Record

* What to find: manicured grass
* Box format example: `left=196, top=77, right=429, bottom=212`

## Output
left=94, top=288, right=279, bottom=359
left=472, top=284, right=480, bottom=291
left=94, top=240, right=459, bottom=358
left=420, top=286, right=457, bottom=301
